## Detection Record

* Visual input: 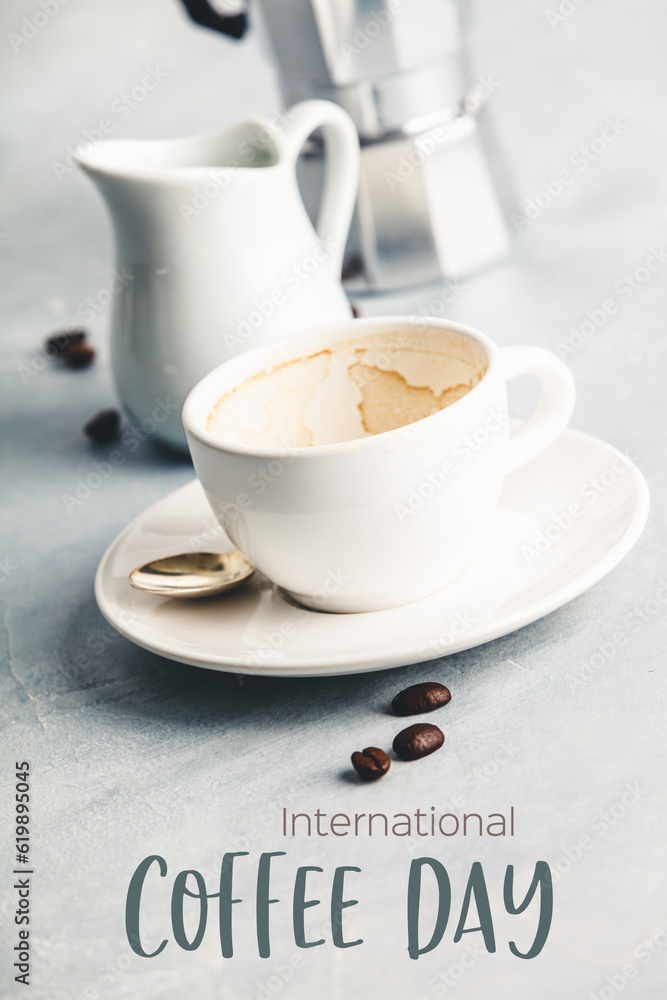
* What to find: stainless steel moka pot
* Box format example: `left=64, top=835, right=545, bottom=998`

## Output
left=180, top=0, right=513, bottom=292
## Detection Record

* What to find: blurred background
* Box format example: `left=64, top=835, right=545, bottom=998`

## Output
left=3, top=0, right=666, bottom=454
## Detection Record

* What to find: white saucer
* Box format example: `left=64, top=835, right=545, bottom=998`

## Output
left=95, top=429, right=649, bottom=677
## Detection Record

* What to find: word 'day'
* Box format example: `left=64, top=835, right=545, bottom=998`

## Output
left=407, top=860, right=553, bottom=960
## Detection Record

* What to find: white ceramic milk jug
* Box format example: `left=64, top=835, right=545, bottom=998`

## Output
left=76, top=100, right=360, bottom=450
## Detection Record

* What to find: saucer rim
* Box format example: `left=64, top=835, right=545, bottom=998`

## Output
left=94, top=428, right=650, bottom=677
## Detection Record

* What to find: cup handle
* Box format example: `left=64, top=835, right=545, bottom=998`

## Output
left=280, top=100, right=360, bottom=275
left=500, top=346, right=576, bottom=473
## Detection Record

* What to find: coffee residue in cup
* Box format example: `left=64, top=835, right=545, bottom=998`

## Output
left=206, top=329, right=488, bottom=448
left=349, top=362, right=479, bottom=436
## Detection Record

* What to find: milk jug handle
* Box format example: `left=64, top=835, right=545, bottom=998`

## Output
left=280, top=100, right=360, bottom=274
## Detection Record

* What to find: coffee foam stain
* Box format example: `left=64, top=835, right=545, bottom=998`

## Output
left=206, top=331, right=488, bottom=448
left=349, top=359, right=484, bottom=436
left=207, top=349, right=335, bottom=448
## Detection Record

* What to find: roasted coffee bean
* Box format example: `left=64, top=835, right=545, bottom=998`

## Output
left=46, top=328, right=86, bottom=356
left=84, top=408, right=121, bottom=445
left=351, top=746, right=391, bottom=780
left=392, top=723, right=444, bottom=761
left=341, top=253, right=363, bottom=281
left=63, top=343, right=95, bottom=369
left=392, top=681, right=451, bottom=717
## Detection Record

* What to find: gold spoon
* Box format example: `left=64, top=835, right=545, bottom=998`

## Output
left=129, top=550, right=254, bottom=599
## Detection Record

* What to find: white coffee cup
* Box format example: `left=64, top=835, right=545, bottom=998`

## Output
left=183, top=316, right=575, bottom=612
